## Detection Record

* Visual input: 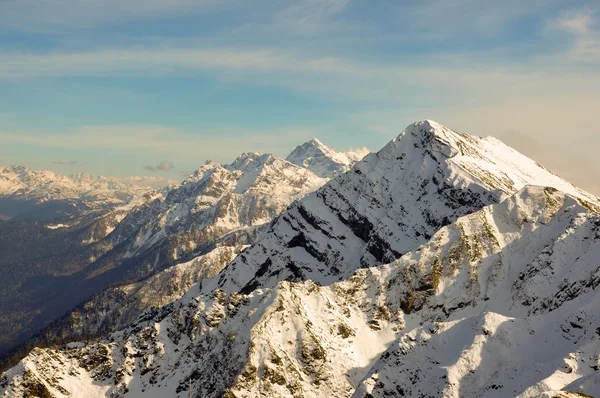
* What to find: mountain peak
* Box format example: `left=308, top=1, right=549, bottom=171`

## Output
left=228, top=152, right=276, bottom=173
left=307, top=137, right=325, bottom=146
left=286, top=138, right=364, bottom=178
left=402, top=119, right=467, bottom=147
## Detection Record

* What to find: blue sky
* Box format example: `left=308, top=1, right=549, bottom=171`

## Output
left=0, top=0, right=599, bottom=192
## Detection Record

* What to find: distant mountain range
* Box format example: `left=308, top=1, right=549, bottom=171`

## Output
left=0, top=166, right=152, bottom=220
left=2, top=122, right=600, bottom=398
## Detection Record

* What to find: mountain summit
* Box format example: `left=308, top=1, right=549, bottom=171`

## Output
left=286, top=138, right=368, bottom=178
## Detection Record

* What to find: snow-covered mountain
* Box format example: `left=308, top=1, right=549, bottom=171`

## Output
left=0, top=166, right=149, bottom=220
left=286, top=138, right=368, bottom=178
left=23, top=245, right=248, bottom=351
left=3, top=121, right=600, bottom=398
left=0, top=151, right=326, bottom=366
left=210, top=120, right=598, bottom=295
left=100, top=152, right=325, bottom=270
left=3, top=187, right=600, bottom=398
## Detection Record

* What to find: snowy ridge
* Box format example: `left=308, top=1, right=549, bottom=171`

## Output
left=0, top=166, right=146, bottom=204
left=0, top=151, right=326, bottom=365
left=286, top=138, right=368, bottom=178
left=209, top=120, right=599, bottom=295
left=352, top=186, right=600, bottom=397
left=3, top=186, right=600, bottom=397
left=117, top=152, right=325, bottom=263
left=3, top=121, right=600, bottom=398
left=0, top=166, right=151, bottom=220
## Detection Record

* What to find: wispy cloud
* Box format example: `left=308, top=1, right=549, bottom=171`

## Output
left=144, top=160, right=175, bottom=172
left=1, top=44, right=598, bottom=103
left=274, top=0, right=350, bottom=34
left=52, top=160, right=81, bottom=166
left=554, top=9, right=595, bottom=35
left=0, top=123, right=319, bottom=162
left=548, top=8, right=600, bottom=63
left=0, top=0, right=231, bottom=32
left=392, top=0, right=560, bottom=39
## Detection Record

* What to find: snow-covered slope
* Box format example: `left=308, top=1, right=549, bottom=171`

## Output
left=3, top=186, right=600, bottom=398
left=286, top=138, right=368, bottom=178
left=0, top=152, right=326, bottom=367
left=104, top=152, right=325, bottom=269
left=351, top=186, right=600, bottom=397
left=211, top=120, right=599, bottom=295
left=28, top=245, right=248, bottom=349
left=3, top=121, right=600, bottom=398
left=0, top=166, right=149, bottom=220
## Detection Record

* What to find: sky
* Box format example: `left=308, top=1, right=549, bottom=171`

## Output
left=0, top=0, right=599, bottom=193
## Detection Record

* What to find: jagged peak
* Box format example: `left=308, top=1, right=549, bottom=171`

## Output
left=308, top=137, right=325, bottom=146
left=285, top=137, right=362, bottom=178
left=395, top=119, right=478, bottom=154
left=0, top=164, right=30, bottom=173
left=227, top=152, right=279, bottom=173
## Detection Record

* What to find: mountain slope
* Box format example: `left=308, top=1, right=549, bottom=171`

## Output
left=0, top=207, right=137, bottom=357
left=0, top=152, right=325, bottom=366
left=3, top=186, right=600, bottom=398
left=353, top=186, right=600, bottom=398
left=3, top=121, right=600, bottom=398
left=211, top=120, right=598, bottom=295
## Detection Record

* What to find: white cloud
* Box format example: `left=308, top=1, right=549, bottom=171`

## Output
left=547, top=8, right=600, bottom=63
left=53, top=160, right=81, bottom=166
left=555, top=10, right=594, bottom=35
left=1, top=44, right=598, bottom=104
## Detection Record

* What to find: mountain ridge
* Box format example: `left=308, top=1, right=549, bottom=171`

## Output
left=2, top=121, right=600, bottom=398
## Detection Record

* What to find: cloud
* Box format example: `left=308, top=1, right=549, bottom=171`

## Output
left=347, top=146, right=370, bottom=158
left=1, top=43, right=598, bottom=106
left=392, top=0, right=560, bottom=39
left=547, top=8, right=600, bottom=63
left=554, top=9, right=595, bottom=35
left=0, top=0, right=231, bottom=32
left=0, top=123, right=320, bottom=164
left=52, top=160, right=81, bottom=166
left=274, top=0, right=350, bottom=34
left=0, top=47, right=373, bottom=80
left=144, top=160, right=175, bottom=172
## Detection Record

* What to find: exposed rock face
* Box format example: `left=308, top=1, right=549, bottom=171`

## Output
left=3, top=121, right=600, bottom=398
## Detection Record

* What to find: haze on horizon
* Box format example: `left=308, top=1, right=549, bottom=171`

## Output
left=0, top=0, right=599, bottom=194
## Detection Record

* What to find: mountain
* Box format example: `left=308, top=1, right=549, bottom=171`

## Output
left=15, top=244, right=247, bottom=354
left=0, top=199, right=155, bottom=360
left=2, top=121, right=600, bottom=397
left=210, top=120, right=597, bottom=295
left=3, top=187, right=599, bottom=398
left=0, top=152, right=325, bottom=365
left=286, top=138, right=368, bottom=178
left=0, top=166, right=148, bottom=220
